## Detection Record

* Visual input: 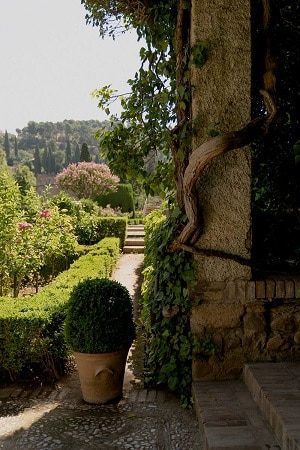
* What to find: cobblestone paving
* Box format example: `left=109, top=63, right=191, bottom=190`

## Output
left=0, top=384, right=203, bottom=449
left=0, top=254, right=203, bottom=449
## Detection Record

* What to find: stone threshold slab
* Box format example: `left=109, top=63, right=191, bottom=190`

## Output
left=244, top=363, right=300, bottom=450
left=192, top=380, right=280, bottom=450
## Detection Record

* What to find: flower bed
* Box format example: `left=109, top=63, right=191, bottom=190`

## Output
left=0, top=237, right=120, bottom=382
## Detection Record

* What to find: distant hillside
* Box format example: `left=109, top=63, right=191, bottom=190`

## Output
left=0, top=119, right=110, bottom=174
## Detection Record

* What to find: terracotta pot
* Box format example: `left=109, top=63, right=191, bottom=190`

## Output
left=74, top=348, right=129, bottom=404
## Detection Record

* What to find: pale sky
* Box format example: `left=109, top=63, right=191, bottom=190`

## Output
left=0, top=0, right=141, bottom=133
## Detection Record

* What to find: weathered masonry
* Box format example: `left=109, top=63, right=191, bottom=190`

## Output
left=190, top=0, right=300, bottom=380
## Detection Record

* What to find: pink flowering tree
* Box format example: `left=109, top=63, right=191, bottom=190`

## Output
left=56, top=162, right=119, bottom=200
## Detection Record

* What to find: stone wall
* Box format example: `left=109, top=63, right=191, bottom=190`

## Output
left=191, top=0, right=252, bottom=282
left=190, top=279, right=300, bottom=380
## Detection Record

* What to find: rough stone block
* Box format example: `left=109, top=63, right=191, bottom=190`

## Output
left=244, top=310, right=266, bottom=335
left=246, top=281, right=256, bottom=301
left=192, top=360, right=212, bottom=380
left=271, top=309, right=295, bottom=333
left=235, top=280, right=246, bottom=303
left=294, top=331, right=300, bottom=345
left=224, top=280, right=236, bottom=302
left=295, top=280, right=300, bottom=298
left=275, top=280, right=285, bottom=299
left=191, top=304, right=244, bottom=330
left=285, top=280, right=295, bottom=299
left=266, top=280, right=276, bottom=300
left=255, top=281, right=265, bottom=299
left=266, top=335, right=285, bottom=352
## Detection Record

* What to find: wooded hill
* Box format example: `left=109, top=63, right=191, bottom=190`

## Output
left=0, top=119, right=110, bottom=174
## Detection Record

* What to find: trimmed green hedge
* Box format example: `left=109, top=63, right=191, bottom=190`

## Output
left=128, top=218, right=144, bottom=225
left=97, top=184, right=135, bottom=214
left=0, top=238, right=120, bottom=382
left=75, top=215, right=127, bottom=247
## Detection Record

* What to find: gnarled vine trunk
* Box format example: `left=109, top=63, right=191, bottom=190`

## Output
left=171, top=0, right=277, bottom=257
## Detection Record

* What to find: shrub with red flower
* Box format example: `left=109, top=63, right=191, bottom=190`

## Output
left=56, top=162, right=119, bottom=200
left=18, top=222, right=33, bottom=231
left=39, top=209, right=51, bottom=219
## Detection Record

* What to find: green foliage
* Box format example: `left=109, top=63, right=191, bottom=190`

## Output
left=75, top=215, right=127, bottom=247
left=0, top=150, right=7, bottom=167
left=0, top=238, right=120, bottom=381
left=4, top=130, right=10, bottom=161
left=34, top=147, right=42, bottom=175
left=207, top=122, right=220, bottom=138
left=21, top=187, right=42, bottom=221
left=0, top=171, right=79, bottom=296
left=14, top=165, right=36, bottom=195
left=86, top=0, right=178, bottom=197
left=14, top=136, right=18, bottom=159
left=97, top=183, right=135, bottom=213
left=193, top=336, right=218, bottom=360
left=0, top=120, right=111, bottom=174
left=191, top=41, right=209, bottom=68
left=65, top=278, right=135, bottom=353
left=80, top=143, right=91, bottom=162
left=0, top=168, right=21, bottom=294
left=141, top=209, right=194, bottom=406
left=50, top=191, right=81, bottom=218
left=128, top=218, right=144, bottom=225
left=79, top=198, right=99, bottom=214
left=65, top=140, right=72, bottom=166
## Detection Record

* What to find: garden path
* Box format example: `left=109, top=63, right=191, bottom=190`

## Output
left=0, top=253, right=203, bottom=450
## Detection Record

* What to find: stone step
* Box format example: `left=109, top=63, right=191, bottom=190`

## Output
left=125, top=238, right=145, bottom=246
left=193, top=381, right=280, bottom=450
left=123, top=245, right=145, bottom=254
left=127, top=225, right=145, bottom=231
left=244, top=363, right=300, bottom=450
left=127, top=231, right=145, bottom=237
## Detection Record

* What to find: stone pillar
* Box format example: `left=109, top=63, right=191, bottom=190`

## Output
left=191, top=0, right=252, bottom=283
left=190, top=1, right=253, bottom=380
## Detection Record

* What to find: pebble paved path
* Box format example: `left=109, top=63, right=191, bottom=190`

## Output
left=0, top=254, right=203, bottom=450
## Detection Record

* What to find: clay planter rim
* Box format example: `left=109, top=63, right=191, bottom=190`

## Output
left=73, top=348, right=130, bottom=358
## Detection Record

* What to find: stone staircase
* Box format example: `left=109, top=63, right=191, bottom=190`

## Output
left=123, top=224, right=145, bottom=254
left=193, top=362, right=300, bottom=450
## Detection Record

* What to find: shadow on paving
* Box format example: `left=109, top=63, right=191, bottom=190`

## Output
left=0, top=254, right=203, bottom=449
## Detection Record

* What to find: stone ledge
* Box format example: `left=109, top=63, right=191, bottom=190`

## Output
left=192, top=279, right=300, bottom=302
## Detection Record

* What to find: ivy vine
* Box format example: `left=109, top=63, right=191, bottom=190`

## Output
left=142, top=208, right=195, bottom=406
left=82, top=0, right=196, bottom=405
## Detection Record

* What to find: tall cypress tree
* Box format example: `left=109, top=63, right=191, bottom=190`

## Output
left=34, top=147, right=42, bottom=175
left=48, top=146, right=54, bottom=173
left=65, top=140, right=72, bottom=166
left=74, top=143, right=81, bottom=163
left=4, top=130, right=10, bottom=161
left=42, top=147, right=49, bottom=173
left=14, top=136, right=18, bottom=159
left=48, top=141, right=57, bottom=173
left=80, top=143, right=91, bottom=162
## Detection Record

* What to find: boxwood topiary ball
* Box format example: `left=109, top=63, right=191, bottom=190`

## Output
left=65, top=278, right=135, bottom=353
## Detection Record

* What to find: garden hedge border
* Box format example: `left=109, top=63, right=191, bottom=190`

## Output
left=75, top=216, right=127, bottom=247
left=0, top=237, right=120, bottom=382
left=97, top=183, right=135, bottom=214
